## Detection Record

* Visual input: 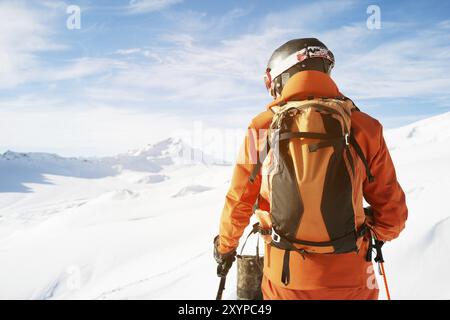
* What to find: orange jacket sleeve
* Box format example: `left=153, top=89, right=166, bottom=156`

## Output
left=217, top=111, right=273, bottom=254
left=360, top=119, right=408, bottom=242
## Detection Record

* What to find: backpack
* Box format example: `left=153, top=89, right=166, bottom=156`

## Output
left=249, top=97, right=374, bottom=283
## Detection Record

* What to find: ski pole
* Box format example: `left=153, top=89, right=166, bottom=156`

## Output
left=371, top=231, right=391, bottom=300
left=379, top=261, right=391, bottom=300
left=216, top=276, right=226, bottom=300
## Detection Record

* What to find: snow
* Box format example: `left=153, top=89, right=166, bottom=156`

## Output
left=380, top=112, right=450, bottom=299
left=1, top=112, right=449, bottom=300
left=172, top=185, right=213, bottom=198
left=135, top=174, right=168, bottom=184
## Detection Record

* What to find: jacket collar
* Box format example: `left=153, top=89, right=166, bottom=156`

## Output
left=266, top=70, right=343, bottom=109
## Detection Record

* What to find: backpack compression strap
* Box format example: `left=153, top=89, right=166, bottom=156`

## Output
left=249, top=131, right=375, bottom=184
left=249, top=131, right=350, bottom=183
left=271, top=224, right=368, bottom=286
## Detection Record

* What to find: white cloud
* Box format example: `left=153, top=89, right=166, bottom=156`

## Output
left=327, top=23, right=450, bottom=100
left=0, top=1, right=63, bottom=88
left=0, top=2, right=115, bottom=88
left=115, top=48, right=143, bottom=55
left=99, top=1, right=368, bottom=108
left=0, top=100, right=188, bottom=157
left=84, top=2, right=450, bottom=145
left=159, top=33, right=195, bottom=47
left=262, top=0, right=354, bottom=31
left=86, top=2, right=450, bottom=110
left=36, top=0, right=69, bottom=10
left=103, top=3, right=360, bottom=105
left=3, top=1, right=450, bottom=156
left=128, top=0, right=182, bottom=14
left=0, top=2, right=134, bottom=89
left=438, top=20, right=450, bottom=29
left=44, top=58, right=127, bottom=82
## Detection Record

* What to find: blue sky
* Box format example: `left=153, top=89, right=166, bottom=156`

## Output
left=0, top=0, right=449, bottom=156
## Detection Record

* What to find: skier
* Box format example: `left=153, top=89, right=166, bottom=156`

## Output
left=214, top=38, right=408, bottom=300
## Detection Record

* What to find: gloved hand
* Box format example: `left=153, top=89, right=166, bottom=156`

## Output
left=213, top=235, right=236, bottom=278
left=373, top=239, right=385, bottom=263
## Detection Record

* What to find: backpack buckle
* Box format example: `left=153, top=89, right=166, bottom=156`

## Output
left=345, top=133, right=350, bottom=146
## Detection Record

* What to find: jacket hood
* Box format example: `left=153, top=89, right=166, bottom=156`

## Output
left=266, top=70, right=343, bottom=109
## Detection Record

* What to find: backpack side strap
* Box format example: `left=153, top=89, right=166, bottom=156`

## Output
left=266, top=224, right=368, bottom=286
left=349, top=132, right=375, bottom=183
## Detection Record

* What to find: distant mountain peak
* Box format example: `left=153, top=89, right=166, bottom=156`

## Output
left=0, top=137, right=227, bottom=178
left=128, top=137, right=186, bottom=158
left=1, top=150, right=65, bottom=161
left=122, top=136, right=220, bottom=166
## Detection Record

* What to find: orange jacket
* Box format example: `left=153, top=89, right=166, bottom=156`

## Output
left=218, top=70, right=407, bottom=290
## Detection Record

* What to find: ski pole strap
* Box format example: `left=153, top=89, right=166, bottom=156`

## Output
left=364, top=225, right=392, bottom=300
left=365, top=228, right=385, bottom=263
left=216, top=276, right=226, bottom=300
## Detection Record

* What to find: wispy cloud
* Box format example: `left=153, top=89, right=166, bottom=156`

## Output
left=115, top=48, right=143, bottom=55
left=44, top=58, right=126, bottom=82
left=127, top=0, right=183, bottom=14
left=438, top=20, right=450, bottom=29
left=0, top=1, right=64, bottom=88
left=90, top=2, right=350, bottom=108
left=0, top=2, right=123, bottom=88
left=2, top=0, right=450, bottom=155
left=0, top=99, right=188, bottom=156
left=101, top=1, right=450, bottom=108
left=328, top=22, right=450, bottom=100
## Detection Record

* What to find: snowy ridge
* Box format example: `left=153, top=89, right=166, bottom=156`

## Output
left=1, top=137, right=221, bottom=173
left=385, top=111, right=450, bottom=152
left=0, top=137, right=223, bottom=193
left=103, top=137, right=225, bottom=172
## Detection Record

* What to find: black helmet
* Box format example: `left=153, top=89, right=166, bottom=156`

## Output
left=264, top=38, right=335, bottom=98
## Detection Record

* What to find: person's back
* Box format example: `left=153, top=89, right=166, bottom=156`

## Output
left=214, top=38, right=408, bottom=300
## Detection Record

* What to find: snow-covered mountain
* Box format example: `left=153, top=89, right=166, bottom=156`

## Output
left=102, top=137, right=226, bottom=171
left=0, top=137, right=224, bottom=193
left=0, top=113, right=449, bottom=299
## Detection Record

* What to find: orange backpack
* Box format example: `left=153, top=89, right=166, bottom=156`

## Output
left=250, top=97, right=374, bottom=260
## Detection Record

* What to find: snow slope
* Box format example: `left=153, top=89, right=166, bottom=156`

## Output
left=0, top=138, right=232, bottom=299
left=381, top=112, right=450, bottom=299
left=0, top=113, right=449, bottom=299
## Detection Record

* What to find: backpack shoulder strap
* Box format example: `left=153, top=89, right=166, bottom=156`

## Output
left=343, top=97, right=374, bottom=182
left=349, top=130, right=375, bottom=183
